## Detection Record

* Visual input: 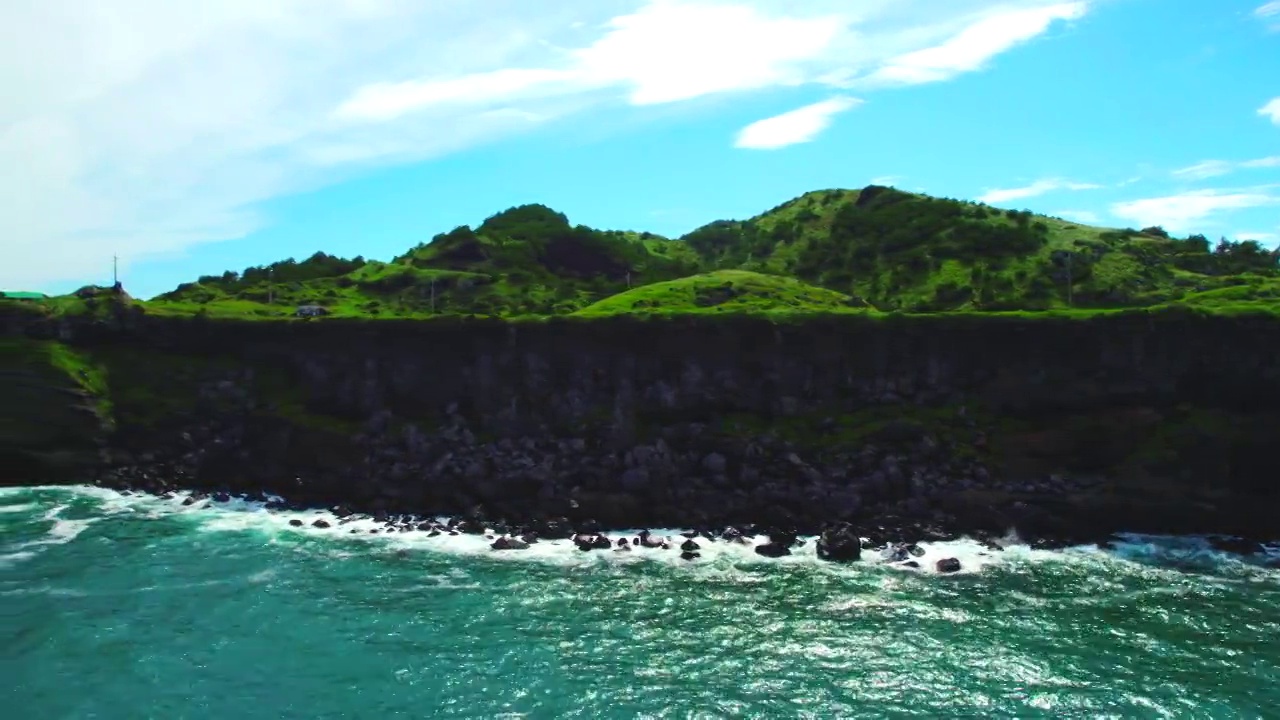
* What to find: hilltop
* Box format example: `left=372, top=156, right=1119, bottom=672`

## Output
left=8, top=185, right=1278, bottom=321
left=683, top=186, right=1279, bottom=313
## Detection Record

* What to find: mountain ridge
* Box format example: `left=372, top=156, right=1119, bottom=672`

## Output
left=15, top=185, right=1280, bottom=319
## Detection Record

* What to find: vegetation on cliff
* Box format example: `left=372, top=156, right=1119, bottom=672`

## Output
left=0, top=338, right=109, bottom=483
left=6, top=185, right=1278, bottom=321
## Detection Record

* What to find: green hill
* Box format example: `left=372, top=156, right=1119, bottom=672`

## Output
left=574, top=270, right=867, bottom=317
left=150, top=205, right=700, bottom=318
left=15, top=185, right=1276, bottom=321
left=679, top=185, right=1279, bottom=312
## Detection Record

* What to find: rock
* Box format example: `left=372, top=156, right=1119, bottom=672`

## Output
left=754, top=542, right=791, bottom=558
left=680, top=551, right=701, bottom=561
left=815, top=522, right=862, bottom=563
left=619, top=467, right=650, bottom=491
left=312, top=519, right=331, bottom=529
left=680, top=539, right=700, bottom=552
left=638, top=530, right=668, bottom=549
left=491, top=536, right=530, bottom=551
left=701, top=453, right=727, bottom=475
left=935, top=557, right=962, bottom=573
left=288, top=519, right=303, bottom=527
left=902, top=560, right=920, bottom=569
left=881, top=544, right=910, bottom=562
left=540, top=518, right=572, bottom=540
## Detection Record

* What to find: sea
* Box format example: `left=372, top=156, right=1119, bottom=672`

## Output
left=3, top=485, right=1279, bottom=719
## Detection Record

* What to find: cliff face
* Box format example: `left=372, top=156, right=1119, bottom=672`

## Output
left=7, top=311, right=1280, bottom=539
left=0, top=339, right=109, bottom=485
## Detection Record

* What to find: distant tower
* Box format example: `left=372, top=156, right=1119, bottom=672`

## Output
left=112, top=254, right=121, bottom=291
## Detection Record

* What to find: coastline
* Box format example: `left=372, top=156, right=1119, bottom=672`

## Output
left=8, top=483, right=1280, bottom=576
left=6, top=311, right=1280, bottom=555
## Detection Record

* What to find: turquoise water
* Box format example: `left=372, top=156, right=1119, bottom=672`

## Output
left=4, top=486, right=1279, bottom=719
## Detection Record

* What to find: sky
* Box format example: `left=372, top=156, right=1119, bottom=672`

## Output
left=2, top=0, right=1278, bottom=299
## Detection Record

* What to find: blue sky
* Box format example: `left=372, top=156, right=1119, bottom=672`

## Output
left=4, top=0, right=1278, bottom=298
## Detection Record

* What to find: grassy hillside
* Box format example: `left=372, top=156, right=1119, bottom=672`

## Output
left=681, top=185, right=1279, bottom=312
left=10, top=186, right=1277, bottom=321
left=574, top=270, right=867, bottom=317
left=144, top=204, right=700, bottom=318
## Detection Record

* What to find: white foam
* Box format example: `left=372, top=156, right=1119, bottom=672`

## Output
left=8, top=486, right=1280, bottom=579
left=189, top=504, right=1010, bottom=575
left=0, top=550, right=37, bottom=568
left=0, top=503, right=36, bottom=514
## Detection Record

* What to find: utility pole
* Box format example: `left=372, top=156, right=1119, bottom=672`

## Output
left=112, top=254, right=118, bottom=286
left=430, top=278, right=436, bottom=313
left=268, top=267, right=274, bottom=305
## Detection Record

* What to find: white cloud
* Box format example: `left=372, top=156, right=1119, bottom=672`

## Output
left=1111, top=188, right=1280, bottom=233
left=1056, top=209, right=1101, bottom=224
left=335, top=69, right=581, bottom=122
left=570, top=3, right=849, bottom=106
left=734, top=96, right=861, bottom=149
left=861, top=2, right=1086, bottom=87
left=1261, top=97, right=1280, bottom=124
left=1173, top=156, right=1280, bottom=180
left=870, top=175, right=904, bottom=186
left=1235, top=231, right=1277, bottom=242
left=978, top=178, right=1102, bottom=204
left=0, top=0, right=1096, bottom=291
left=1255, top=2, right=1280, bottom=31
left=1171, top=160, right=1234, bottom=180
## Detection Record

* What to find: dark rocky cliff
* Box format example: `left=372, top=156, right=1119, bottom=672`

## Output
left=5, top=310, right=1280, bottom=543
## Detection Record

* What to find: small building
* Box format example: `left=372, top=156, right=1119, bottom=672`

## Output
left=1, top=291, right=47, bottom=301
left=295, top=304, right=330, bottom=318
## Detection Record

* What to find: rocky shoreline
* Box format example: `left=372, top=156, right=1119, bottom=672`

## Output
left=90, top=373, right=1280, bottom=555
left=94, top=482, right=1280, bottom=573
left=93, top=418, right=1280, bottom=566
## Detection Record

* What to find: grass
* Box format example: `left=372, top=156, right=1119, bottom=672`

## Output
left=1, top=338, right=108, bottom=402
left=573, top=270, right=867, bottom=317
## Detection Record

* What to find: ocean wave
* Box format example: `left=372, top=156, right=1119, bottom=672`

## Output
left=2, top=485, right=1277, bottom=583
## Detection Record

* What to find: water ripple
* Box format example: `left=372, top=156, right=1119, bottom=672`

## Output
left=3, top=485, right=1279, bottom=719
